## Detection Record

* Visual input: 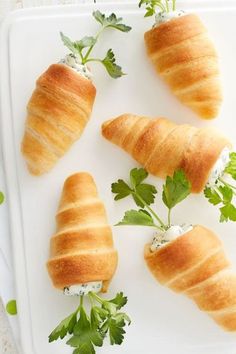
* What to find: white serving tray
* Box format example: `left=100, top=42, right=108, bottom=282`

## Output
left=1, top=1, right=236, bottom=353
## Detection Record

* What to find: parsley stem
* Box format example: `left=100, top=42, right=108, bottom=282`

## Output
left=88, top=292, right=103, bottom=305
left=154, top=224, right=165, bottom=231
left=165, top=0, right=169, bottom=12
left=80, top=295, right=84, bottom=307
left=132, top=192, right=166, bottom=229
left=85, top=58, right=102, bottom=63
left=172, top=0, right=176, bottom=11
left=83, top=26, right=105, bottom=63
left=156, top=3, right=165, bottom=12
left=168, top=208, right=171, bottom=228
left=219, top=177, right=236, bottom=191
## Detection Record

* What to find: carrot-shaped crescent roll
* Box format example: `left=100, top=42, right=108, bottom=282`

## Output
left=139, top=0, right=222, bottom=119
left=102, top=114, right=236, bottom=222
left=47, top=172, right=130, bottom=353
left=144, top=225, right=236, bottom=331
left=112, top=168, right=236, bottom=331
left=21, top=11, right=131, bottom=175
left=22, top=64, right=96, bottom=175
left=47, top=172, right=118, bottom=292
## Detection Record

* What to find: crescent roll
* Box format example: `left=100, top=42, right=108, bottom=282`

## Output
left=144, top=14, right=222, bottom=119
left=21, top=64, right=96, bottom=175
left=47, top=172, right=118, bottom=292
left=101, top=114, right=231, bottom=193
left=144, top=225, right=236, bottom=331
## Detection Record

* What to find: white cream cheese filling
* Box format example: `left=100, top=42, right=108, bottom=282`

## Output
left=64, top=281, right=102, bottom=296
left=154, top=10, right=186, bottom=27
left=207, top=148, right=231, bottom=187
left=150, top=224, right=193, bottom=251
left=60, top=53, right=92, bottom=80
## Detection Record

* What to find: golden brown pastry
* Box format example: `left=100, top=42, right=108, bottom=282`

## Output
left=144, top=14, right=222, bottom=119
left=144, top=225, right=236, bottom=331
left=47, top=172, right=118, bottom=292
left=21, top=64, right=96, bottom=175
left=101, top=113, right=231, bottom=193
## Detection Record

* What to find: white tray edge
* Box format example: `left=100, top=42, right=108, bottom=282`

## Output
left=1, top=1, right=236, bottom=353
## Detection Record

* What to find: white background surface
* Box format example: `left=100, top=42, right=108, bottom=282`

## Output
left=1, top=1, right=236, bottom=354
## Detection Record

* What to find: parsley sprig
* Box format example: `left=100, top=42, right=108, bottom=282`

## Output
left=139, top=0, right=177, bottom=18
left=204, top=152, right=236, bottom=222
left=112, top=168, right=191, bottom=230
left=49, top=292, right=130, bottom=354
left=60, top=10, right=131, bottom=78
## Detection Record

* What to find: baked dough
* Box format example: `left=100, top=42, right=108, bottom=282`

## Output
left=21, top=64, right=96, bottom=175
left=47, top=172, right=118, bottom=292
left=144, top=14, right=222, bottom=119
left=102, top=113, right=231, bottom=193
left=144, top=225, right=236, bottom=331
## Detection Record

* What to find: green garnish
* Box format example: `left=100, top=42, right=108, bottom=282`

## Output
left=225, top=152, right=236, bottom=179
left=162, top=170, right=191, bottom=226
left=2, top=198, right=17, bottom=319
left=139, top=0, right=177, bottom=17
left=112, top=168, right=191, bottom=230
left=6, top=300, right=17, bottom=316
left=116, top=209, right=157, bottom=227
left=204, top=152, right=236, bottom=222
left=60, top=10, right=131, bottom=78
left=49, top=292, right=130, bottom=354
left=0, top=191, right=4, bottom=204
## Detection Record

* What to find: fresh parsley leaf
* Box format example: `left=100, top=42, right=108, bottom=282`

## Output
left=49, top=291, right=130, bottom=353
left=116, top=209, right=155, bottom=227
left=72, top=343, right=95, bottom=354
left=90, top=307, right=107, bottom=330
left=112, top=168, right=166, bottom=227
left=108, top=318, right=126, bottom=345
left=76, top=36, right=96, bottom=51
left=114, top=312, right=131, bottom=326
left=204, top=187, right=222, bottom=205
left=93, top=11, right=131, bottom=32
left=60, top=32, right=96, bottom=59
left=220, top=212, right=228, bottom=223
left=6, top=300, right=17, bottom=316
left=129, top=168, right=157, bottom=207
left=0, top=191, right=4, bottom=204
left=101, top=49, right=125, bottom=78
left=220, top=203, right=236, bottom=222
left=138, top=0, right=167, bottom=17
left=111, top=179, right=132, bottom=200
left=225, top=152, right=236, bottom=180
left=90, top=293, right=130, bottom=345
left=204, top=182, right=236, bottom=223
left=162, top=170, right=191, bottom=210
left=67, top=307, right=103, bottom=352
left=72, top=307, right=90, bottom=337
left=92, top=10, right=106, bottom=25
left=218, top=185, right=233, bottom=204
left=49, top=310, right=77, bottom=342
left=138, top=0, right=147, bottom=8
left=130, top=168, right=148, bottom=187
left=110, top=292, right=127, bottom=310
left=60, top=32, right=80, bottom=56
left=134, top=184, right=157, bottom=207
